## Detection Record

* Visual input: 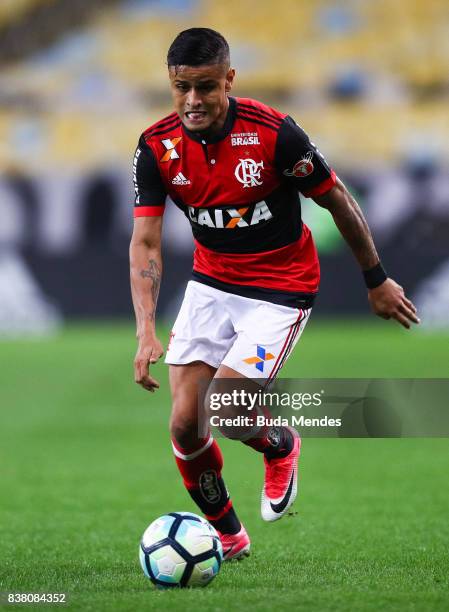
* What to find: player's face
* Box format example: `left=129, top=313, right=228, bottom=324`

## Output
left=169, top=63, right=235, bottom=133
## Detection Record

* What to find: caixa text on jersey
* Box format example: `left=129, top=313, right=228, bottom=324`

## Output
left=188, top=201, right=273, bottom=229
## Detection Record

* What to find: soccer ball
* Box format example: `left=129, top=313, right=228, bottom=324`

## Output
left=139, top=512, right=223, bottom=588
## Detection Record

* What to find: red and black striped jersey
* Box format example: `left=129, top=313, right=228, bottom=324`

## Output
left=133, top=96, right=337, bottom=308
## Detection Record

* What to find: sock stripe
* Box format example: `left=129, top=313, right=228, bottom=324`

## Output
left=171, top=435, right=214, bottom=461
left=205, top=498, right=233, bottom=522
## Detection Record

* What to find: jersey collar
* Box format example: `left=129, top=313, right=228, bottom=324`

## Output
left=181, top=96, right=236, bottom=144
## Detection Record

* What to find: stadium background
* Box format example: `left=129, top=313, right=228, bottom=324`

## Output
left=1, top=1, right=448, bottom=610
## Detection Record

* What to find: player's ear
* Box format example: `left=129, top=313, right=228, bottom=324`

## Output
left=225, top=68, right=235, bottom=92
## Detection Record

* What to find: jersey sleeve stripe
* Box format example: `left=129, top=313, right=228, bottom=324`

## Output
left=144, top=112, right=178, bottom=134
left=236, top=114, right=280, bottom=132
left=134, top=205, right=165, bottom=217
left=301, top=170, right=337, bottom=197
left=147, top=121, right=182, bottom=138
left=237, top=103, right=283, bottom=125
left=146, top=117, right=180, bottom=134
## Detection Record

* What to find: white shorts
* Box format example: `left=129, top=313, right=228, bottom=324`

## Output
left=165, top=281, right=311, bottom=381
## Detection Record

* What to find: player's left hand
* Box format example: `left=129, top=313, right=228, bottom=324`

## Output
left=368, top=278, right=420, bottom=329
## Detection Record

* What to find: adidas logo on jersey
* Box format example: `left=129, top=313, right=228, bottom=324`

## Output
left=172, top=172, right=191, bottom=185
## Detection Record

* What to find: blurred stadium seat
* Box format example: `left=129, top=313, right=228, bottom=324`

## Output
left=0, top=0, right=448, bottom=327
left=0, top=0, right=448, bottom=168
left=0, top=0, right=51, bottom=27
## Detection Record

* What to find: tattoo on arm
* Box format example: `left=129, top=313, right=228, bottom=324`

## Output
left=140, top=259, right=161, bottom=320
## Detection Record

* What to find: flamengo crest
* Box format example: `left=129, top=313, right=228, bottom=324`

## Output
left=235, top=158, right=264, bottom=188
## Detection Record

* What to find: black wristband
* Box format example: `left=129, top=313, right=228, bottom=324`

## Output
left=363, top=262, right=387, bottom=289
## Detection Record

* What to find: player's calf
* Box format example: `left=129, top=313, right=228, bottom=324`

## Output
left=171, top=432, right=244, bottom=536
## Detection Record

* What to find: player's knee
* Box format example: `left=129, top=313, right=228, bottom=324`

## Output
left=169, top=410, right=198, bottom=448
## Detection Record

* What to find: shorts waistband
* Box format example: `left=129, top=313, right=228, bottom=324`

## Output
left=191, top=271, right=317, bottom=309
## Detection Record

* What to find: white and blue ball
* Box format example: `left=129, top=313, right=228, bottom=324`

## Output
left=139, top=512, right=223, bottom=588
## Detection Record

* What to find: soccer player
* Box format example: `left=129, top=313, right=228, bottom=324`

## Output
left=130, top=28, right=419, bottom=560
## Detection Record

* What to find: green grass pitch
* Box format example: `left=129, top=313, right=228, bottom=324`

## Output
left=1, top=319, right=449, bottom=611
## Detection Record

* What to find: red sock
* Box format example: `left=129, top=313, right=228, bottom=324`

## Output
left=171, top=434, right=241, bottom=534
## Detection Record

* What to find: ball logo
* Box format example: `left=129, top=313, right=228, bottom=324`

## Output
left=199, top=469, right=221, bottom=504
left=235, top=158, right=264, bottom=188
left=283, top=151, right=314, bottom=178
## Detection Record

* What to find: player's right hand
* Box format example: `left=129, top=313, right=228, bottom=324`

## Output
left=134, top=335, right=164, bottom=392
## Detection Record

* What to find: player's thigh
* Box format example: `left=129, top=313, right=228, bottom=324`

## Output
left=165, top=281, right=236, bottom=370
left=205, top=364, right=266, bottom=440
left=169, top=361, right=216, bottom=445
left=223, top=303, right=312, bottom=381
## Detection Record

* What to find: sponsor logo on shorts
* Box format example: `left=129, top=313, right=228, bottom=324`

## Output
left=283, top=151, right=314, bottom=178
left=199, top=469, right=221, bottom=504
left=243, top=345, right=275, bottom=373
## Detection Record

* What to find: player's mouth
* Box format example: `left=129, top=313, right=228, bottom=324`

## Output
left=185, top=111, right=208, bottom=125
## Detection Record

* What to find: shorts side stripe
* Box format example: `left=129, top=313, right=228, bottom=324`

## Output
left=267, top=312, right=304, bottom=383
left=269, top=309, right=307, bottom=381
left=264, top=309, right=304, bottom=384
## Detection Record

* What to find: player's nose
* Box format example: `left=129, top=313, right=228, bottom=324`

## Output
left=185, top=88, right=203, bottom=109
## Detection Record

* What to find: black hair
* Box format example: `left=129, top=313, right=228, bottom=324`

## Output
left=167, top=28, right=230, bottom=68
